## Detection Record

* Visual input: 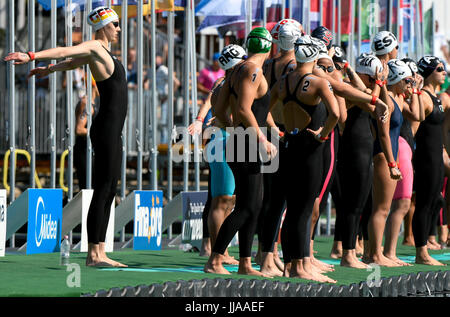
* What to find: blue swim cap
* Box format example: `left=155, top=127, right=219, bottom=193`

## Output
left=213, top=52, right=221, bottom=61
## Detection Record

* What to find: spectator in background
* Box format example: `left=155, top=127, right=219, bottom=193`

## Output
left=434, top=21, right=450, bottom=69
left=154, top=54, right=180, bottom=144
left=35, top=61, right=50, bottom=100
left=74, top=77, right=99, bottom=192
left=144, top=15, right=169, bottom=64
left=197, top=53, right=225, bottom=99
left=127, top=47, right=137, bottom=89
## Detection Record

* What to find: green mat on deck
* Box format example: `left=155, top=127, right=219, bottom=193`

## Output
left=0, top=237, right=449, bottom=297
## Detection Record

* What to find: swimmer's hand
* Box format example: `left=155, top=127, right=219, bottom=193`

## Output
left=375, top=99, right=389, bottom=123
left=4, top=52, right=31, bottom=65
left=389, top=166, right=403, bottom=180
left=261, top=138, right=277, bottom=160
left=188, top=120, right=203, bottom=136
left=414, top=73, right=423, bottom=89
left=206, top=116, right=215, bottom=126
left=307, top=126, right=326, bottom=143
left=28, top=67, right=52, bottom=79
left=378, top=61, right=390, bottom=83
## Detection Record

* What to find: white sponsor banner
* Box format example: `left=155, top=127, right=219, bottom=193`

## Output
left=80, top=190, right=115, bottom=252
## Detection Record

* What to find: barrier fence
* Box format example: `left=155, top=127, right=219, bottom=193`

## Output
left=1, top=0, right=435, bottom=241
left=81, top=271, right=450, bottom=297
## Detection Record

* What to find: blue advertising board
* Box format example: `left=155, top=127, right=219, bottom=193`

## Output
left=26, top=189, right=63, bottom=254
left=181, top=191, right=208, bottom=250
left=133, top=191, right=163, bottom=250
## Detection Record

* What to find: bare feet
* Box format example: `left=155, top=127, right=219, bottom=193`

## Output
left=415, top=250, right=446, bottom=266
left=87, top=243, right=128, bottom=268
left=330, top=241, right=343, bottom=259
left=238, top=266, right=272, bottom=277
left=431, top=239, right=442, bottom=249
left=273, top=253, right=285, bottom=272
left=260, top=252, right=283, bottom=277
left=86, top=254, right=126, bottom=267
left=416, top=255, right=446, bottom=266
left=223, top=255, right=239, bottom=265
left=98, top=243, right=127, bottom=267
left=223, top=249, right=239, bottom=265
left=311, top=255, right=335, bottom=272
left=364, top=253, right=401, bottom=267
left=204, top=253, right=232, bottom=275
left=402, top=237, right=415, bottom=246
left=301, top=259, right=337, bottom=284
left=283, top=262, right=291, bottom=277
left=340, top=250, right=369, bottom=269
left=86, top=256, right=114, bottom=267
left=383, top=254, right=411, bottom=266
left=199, top=238, right=211, bottom=257
left=355, top=239, right=364, bottom=256
left=105, top=257, right=128, bottom=268
left=427, top=241, right=441, bottom=250
left=238, top=257, right=271, bottom=277
left=86, top=261, right=114, bottom=267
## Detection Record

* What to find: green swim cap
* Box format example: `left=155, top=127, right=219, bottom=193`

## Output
left=246, top=27, right=272, bottom=54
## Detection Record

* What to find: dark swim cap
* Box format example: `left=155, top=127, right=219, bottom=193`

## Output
left=311, top=26, right=333, bottom=50
left=417, top=55, right=442, bottom=79
left=401, top=58, right=418, bottom=74
left=332, top=44, right=347, bottom=64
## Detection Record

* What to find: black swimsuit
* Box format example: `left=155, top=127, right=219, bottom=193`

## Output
left=338, top=106, right=374, bottom=250
left=259, top=58, right=295, bottom=253
left=412, top=89, right=445, bottom=248
left=87, top=47, right=128, bottom=244
left=280, top=73, right=327, bottom=261
left=213, top=63, right=271, bottom=258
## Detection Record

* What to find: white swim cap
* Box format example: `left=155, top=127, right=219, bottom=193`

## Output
left=294, top=35, right=320, bottom=64
left=387, top=59, right=412, bottom=85
left=371, top=31, right=398, bottom=55
left=276, top=22, right=302, bottom=51
left=87, top=6, right=119, bottom=32
left=218, top=44, right=247, bottom=70
left=318, top=52, right=333, bottom=63
left=271, top=19, right=302, bottom=50
left=355, top=54, right=383, bottom=77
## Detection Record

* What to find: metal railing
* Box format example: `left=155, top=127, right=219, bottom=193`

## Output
left=3, top=149, right=42, bottom=191
left=0, top=89, right=187, bottom=156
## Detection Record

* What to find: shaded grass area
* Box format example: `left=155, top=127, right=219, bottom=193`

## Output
left=0, top=236, right=448, bottom=297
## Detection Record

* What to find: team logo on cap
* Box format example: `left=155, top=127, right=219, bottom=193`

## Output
left=218, top=45, right=247, bottom=70
left=372, top=31, right=398, bottom=55
left=388, top=59, right=412, bottom=85
left=271, top=19, right=301, bottom=41
left=87, top=6, right=119, bottom=31
left=373, top=34, right=394, bottom=50
left=356, top=54, right=383, bottom=76
left=89, top=7, right=116, bottom=24
left=334, top=46, right=344, bottom=58
left=295, top=36, right=320, bottom=63
left=406, top=61, right=418, bottom=73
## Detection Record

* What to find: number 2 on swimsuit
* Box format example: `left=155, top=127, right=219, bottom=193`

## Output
left=302, top=80, right=310, bottom=92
